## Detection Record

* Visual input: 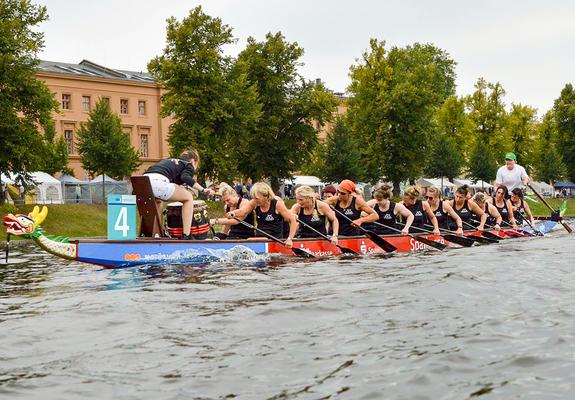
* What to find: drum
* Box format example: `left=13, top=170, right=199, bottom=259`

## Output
left=166, top=201, right=210, bottom=239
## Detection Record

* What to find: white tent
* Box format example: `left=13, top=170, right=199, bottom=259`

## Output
left=281, top=175, right=325, bottom=197
left=90, top=174, right=118, bottom=183
left=454, top=179, right=494, bottom=190
left=1, top=173, right=15, bottom=184
left=90, top=174, right=129, bottom=203
left=59, top=174, right=91, bottom=203
left=29, top=172, right=64, bottom=204
left=416, top=178, right=457, bottom=189
left=530, top=181, right=554, bottom=197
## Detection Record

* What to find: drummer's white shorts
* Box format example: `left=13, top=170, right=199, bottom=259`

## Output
left=144, top=173, right=176, bottom=201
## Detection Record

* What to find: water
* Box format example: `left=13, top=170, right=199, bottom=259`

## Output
left=1, top=232, right=574, bottom=399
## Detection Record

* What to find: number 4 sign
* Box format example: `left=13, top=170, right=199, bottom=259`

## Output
left=107, top=194, right=137, bottom=240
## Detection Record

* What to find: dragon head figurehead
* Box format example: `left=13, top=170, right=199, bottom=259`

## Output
left=3, top=206, right=48, bottom=238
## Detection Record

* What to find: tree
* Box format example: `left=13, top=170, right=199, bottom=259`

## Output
left=76, top=99, right=141, bottom=199
left=435, top=95, right=472, bottom=157
left=312, top=118, right=365, bottom=183
left=37, top=123, right=72, bottom=176
left=425, top=133, right=464, bottom=183
left=533, top=111, right=565, bottom=183
left=505, top=103, right=537, bottom=173
left=347, top=40, right=456, bottom=195
left=0, top=0, right=59, bottom=182
left=553, top=83, right=575, bottom=181
left=148, top=6, right=261, bottom=183
left=465, top=78, right=508, bottom=160
left=235, top=32, right=337, bottom=190
left=467, top=139, right=498, bottom=185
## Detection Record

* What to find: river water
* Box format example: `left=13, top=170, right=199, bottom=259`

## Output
left=1, top=231, right=574, bottom=399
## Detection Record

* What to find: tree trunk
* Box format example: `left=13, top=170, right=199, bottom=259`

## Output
left=392, top=179, right=401, bottom=198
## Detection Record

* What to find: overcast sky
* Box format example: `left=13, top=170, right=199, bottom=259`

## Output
left=36, top=0, right=575, bottom=116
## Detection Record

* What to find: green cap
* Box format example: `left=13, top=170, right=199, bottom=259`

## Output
left=505, top=152, right=517, bottom=161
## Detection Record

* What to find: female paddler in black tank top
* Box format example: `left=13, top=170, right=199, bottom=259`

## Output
left=493, top=185, right=518, bottom=228
left=210, top=184, right=256, bottom=239
left=424, top=185, right=464, bottom=235
left=324, top=179, right=378, bottom=237
left=290, top=185, right=339, bottom=243
left=227, top=182, right=298, bottom=247
left=510, top=188, right=536, bottom=227
left=400, top=186, right=440, bottom=235
left=471, top=192, right=502, bottom=230
left=364, top=184, right=414, bottom=235
left=450, top=185, right=487, bottom=231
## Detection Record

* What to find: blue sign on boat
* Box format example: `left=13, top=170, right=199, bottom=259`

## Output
left=107, top=194, right=137, bottom=240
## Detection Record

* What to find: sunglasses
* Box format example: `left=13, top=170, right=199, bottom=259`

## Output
left=339, top=191, right=350, bottom=195
left=425, top=196, right=434, bottom=200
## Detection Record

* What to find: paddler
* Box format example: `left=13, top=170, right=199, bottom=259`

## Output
left=210, top=183, right=255, bottom=239
left=471, top=192, right=502, bottom=230
left=290, top=185, right=339, bottom=243
left=510, top=188, right=536, bottom=227
left=400, top=186, right=440, bottom=235
left=449, top=185, right=487, bottom=231
left=143, top=148, right=214, bottom=240
left=425, top=185, right=464, bottom=235
left=364, top=184, right=414, bottom=235
left=493, top=185, right=518, bottom=229
left=226, top=182, right=298, bottom=247
left=324, top=179, right=378, bottom=236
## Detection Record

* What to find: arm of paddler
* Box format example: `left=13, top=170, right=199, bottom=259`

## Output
left=444, top=202, right=463, bottom=235
left=423, top=201, right=440, bottom=235
left=318, top=200, right=339, bottom=245
left=276, top=198, right=298, bottom=248
left=354, top=197, right=378, bottom=227
left=227, top=199, right=255, bottom=219
left=395, top=202, right=414, bottom=235
left=469, top=200, right=487, bottom=231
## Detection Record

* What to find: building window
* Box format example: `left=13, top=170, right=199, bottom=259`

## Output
left=82, top=96, right=91, bottom=112
left=138, top=100, right=146, bottom=116
left=62, top=94, right=71, bottom=110
left=102, top=97, right=110, bottom=106
left=120, top=99, right=129, bottom=114
left=140, top=133, right=148, bottom=158
left=64, top=130, right=74, bottom=154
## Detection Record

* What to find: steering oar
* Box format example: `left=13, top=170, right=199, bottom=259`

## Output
left=527, top=183, right=572, bottom=234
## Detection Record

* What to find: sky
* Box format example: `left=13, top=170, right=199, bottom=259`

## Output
left=35, top=0, right=575, bottom=117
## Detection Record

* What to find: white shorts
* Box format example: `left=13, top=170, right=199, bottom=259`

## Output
left=144, top=173, right=176, bottom=201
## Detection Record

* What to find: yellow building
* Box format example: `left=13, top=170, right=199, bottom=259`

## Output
left=37, top=60, right=174, bottom=180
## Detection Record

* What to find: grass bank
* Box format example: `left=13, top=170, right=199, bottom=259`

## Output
left=1, top=198, right=572, bottom=240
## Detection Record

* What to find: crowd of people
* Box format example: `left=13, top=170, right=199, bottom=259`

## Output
left=143, top=149, right=537, bottom=244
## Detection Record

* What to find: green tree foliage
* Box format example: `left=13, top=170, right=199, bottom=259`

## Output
left=533, top=111, right=566, bottom=183
left=76, top=99, right=141, bottom=181
left=37, top=123, right=72, bottom=176
left=466, top=78, right=508, bottom=160
left=435, top=96, right=472, bottom=157
left=425, top=133, right=464, bottom=181
left=553, top=83, right=575, bottom=181
left=347, top=39, right=456, bottom=195
left=148, top=6, right=261, bottom=183
left=235, top=32, right=337, bottom=189
left=505, top=103, right=537, bottom=172
left=0, top=0, right=59, bottom=180
left=467, top=140, right=498, bottom=184
left=312, top=118, right=365, bottom=183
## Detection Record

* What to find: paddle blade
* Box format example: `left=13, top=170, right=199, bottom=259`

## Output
left=338, top=245, right=358, bottom=255
left=412, top=235, right=446, bottom=250
left=443, top=234, right=474, bottom=247
left=468, top=234, right=499, bottom=244
left=292, top=247, right=316, bottom=258
left=560, top=220, right=573, bottom=234
left=365, top=230, right=397, bottom=253
left=480, top=231, right=501, bottom=241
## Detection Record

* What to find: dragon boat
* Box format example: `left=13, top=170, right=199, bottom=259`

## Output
left=3, top=206, right=556, bottom=269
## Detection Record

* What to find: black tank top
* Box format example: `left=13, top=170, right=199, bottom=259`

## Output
left=432, top=200, right=449, bottom=229
left=513, top=199, right=525, bottom=223
left=405, top=200, right=427, bottom=233
left=494, top=199, right=511, bottom=223
left=255, top=199, right=284, bottom=238
left=297, top=201, right=327, bottom=238
left=368, top=201, right=397, bottom=234
left=473, top=203, right=489, bottom=227
left=453, top=199, right=473, bottom=228
left=226, top=198, right=255, bottom=239
left=334, top=196, right=361, bottom=236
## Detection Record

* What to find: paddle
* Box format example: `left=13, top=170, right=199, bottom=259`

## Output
left=462, top=220, right=501, bottom=241
left=527, top=183, right=573, bottom=234
left=231, top=216, right=316, bottom=258
left=296, top=218, right=358, bottom=255
left=4, top=233, right=9, bottom=263
left=330, top=206, right=397, bottom=253
left=370, top=221, right=446, bottom=251
left=517, top=212, right=543, bottom=236
left=421, top=223, right=475, bottom=247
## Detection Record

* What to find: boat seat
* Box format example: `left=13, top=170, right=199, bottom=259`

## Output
left=130, top=175, right=165, bottom=238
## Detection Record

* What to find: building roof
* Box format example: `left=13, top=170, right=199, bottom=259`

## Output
left=38, top=59, right=155, bottom=83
